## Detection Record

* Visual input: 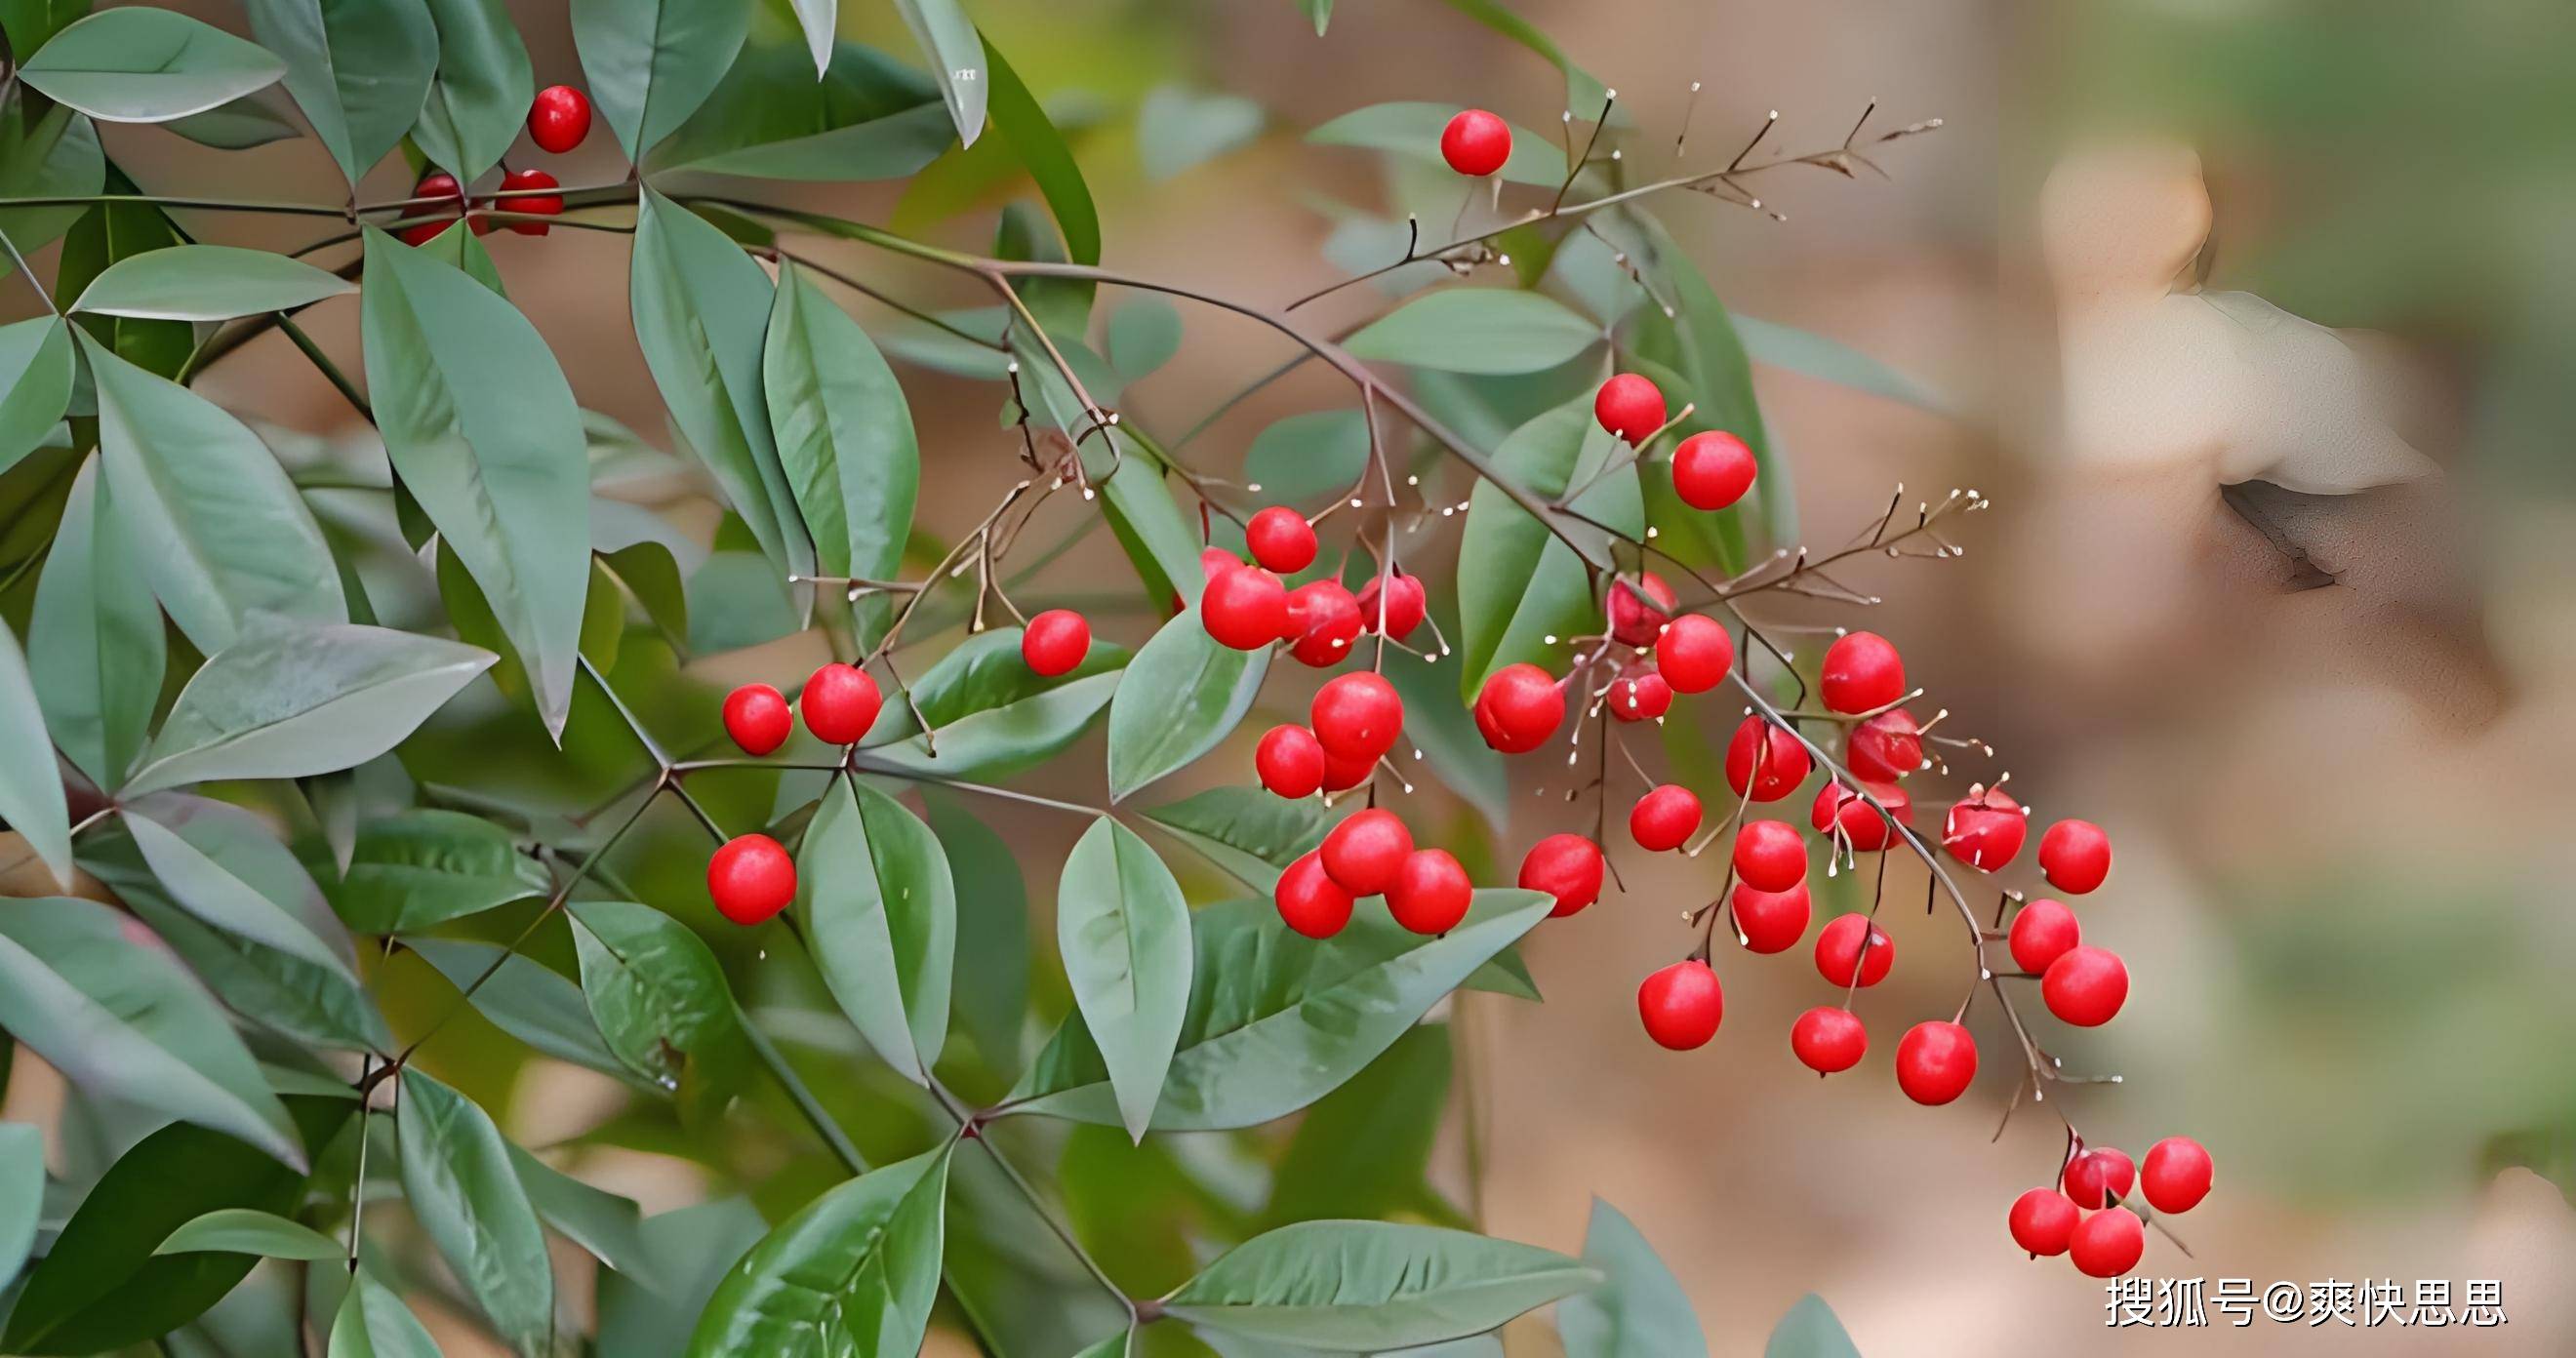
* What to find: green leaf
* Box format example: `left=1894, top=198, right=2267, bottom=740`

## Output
left=0, top=99, right=101, bottom=252
left=0, top=316, right=75, bottom=474
left=763, top=264, right=917, bottom=650
left=245, top=0, right=439, bottom=183
left=795, top=779, right=955, bottom=1083
left=0, top=897, right=303, bottom=1168
left=1764, top=1295, right=1862, bottom=1358
left=361, top=228, right=591, bottom=738
left=165, top=89, right=304, bottom=149
left=650, top=35, right=949, bottom=181
left=867, top=670, right=1119, bottom=780
left=67, top=243, right=352, bottom=321
left=326, top=808, right=550, bottom=932
left=1163, top=1219, right=1600, bottom=1351
left=601, top=539, right=690, bottom=651
left=1308, top=102, right=1563, bottom=187
left=329, top=1269, right=444, bottom=1358
left=1348, top=289, right=1602, bottom=375
left=1107, top=295, right=1182, bottom=382
left=1244, top=409, right=1368, bottom=506
left=0, top=619, right=69, bottom=887
left=571, top=0, right=750, bottom=160
left=1057, top=818, right=1192, bottom=1141
left=17, top=8, right=287, bottom=123
left=407, top=939, right=634, bottom=1079
left=1433, top=0, right=1610, bottom=113
left=81, top=332, right=345, bottom=653
left=0, top=1121, right=41, bottom=1290
left=122, top=619, right=495, bottom=796
left=1297, top=0, right=1331, bottom=33
left=894, top=0, right=984, bottom=146
left=629, top=188, right=811, bottom=590
left=1557, top=1198, right=1708, bottom=1358
left=412, top=0, right=534, bottom=180
left=1262, top=1025, right=1463, bottom=1229
left=1100, top=450, right=1207, bottom=609
left=1623, top=213, right=1790, bottom=545
left=785, top=0, right=833, bottom=75
left=0, top=0, right=89, bottom=57
left=153, top=1207, right=342, bottom=1260
left=1107, top=606, right=1271, bottom=802
left=1455, top=397, right=1640, bottom=695
left=1010, top=891, right=1551, bottom=1130
left=981, top=32, right=1099, bottom=284
left=925, top=790, right=1029, bottom=1080
left=27, top=456, right=162, bottom=787
left=396, top=1068, right=554, bottom=1356
left=685, top=1144, right=950, bottom=1357
left=1138, top=85, right=1264, bottom=182
left=413, top=212, right=506, bottom=292
left=1733, top=314, right=1949, bottom=415
left=568, top=899, right=750, bottom=1127
left=508, top=1144, right=664, bottom=1291
left=124, top=808, right=356, bottom=979
left=56, top=170, right=192, bottom=377
left=597, top=1198, right=770, bottom=1357
left=1141, top=785, right=1346, bottom=895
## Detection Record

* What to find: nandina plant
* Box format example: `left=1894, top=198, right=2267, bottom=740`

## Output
left=0, top=0, right=2202, bottom=1353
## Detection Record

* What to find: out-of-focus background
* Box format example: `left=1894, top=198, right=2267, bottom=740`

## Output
left=7, top=0, right=2573, bottom=1352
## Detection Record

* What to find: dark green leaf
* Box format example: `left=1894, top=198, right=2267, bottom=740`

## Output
left=763, top=263, right=917, bottom=649
left=1263, top=1025, right=1463, bottom=1229
left=1243, top=409, right=1367, bottom=506
left=1141, top=785, right=1347, bottom=894
left=69, top=244, right=352, bottom=321
left=1347, top=289, right=1602, bottom=375
left=16, top=8, right=286, bottom=122
left=650, top=35, right=949, bottom=181
left=981, top=32, right=1099, bottom=299
left=408, top=939, right=636, bottom=1079
left=1163, top=1219, right=1599, bottom=1351
left=1308, top=102, right=1562, bottom=186
left=893, top=0, right=984, bottom=146
left=1138, top=85, right=1263, bottom=182
left=795, top=779, right=955, bottom=1083
left=0, top=99, right=101, bottom=252
left=0, top=316, right=76, bottom=474
left=153, top=1207, right=342, bottom=1259
left=1455, top=397, right=1640, bottom=696
left=328, top=1268, right=444, bottom=1358
left=396, top=1067, right=553, bottom=1355
left=925, top=790, right=1029, bottom=1079
left=1107, top=606, right=1270, bottom=802
left=1057, top=817, right=1191, bottom=1141
left=412, top=0, right=534, bottom=180
left=328, top=808, right=548, bottom=932
left=600, top=540, right=691, bottom=652
left=0, top=1121, right=40, bottom=1289
left=27, top=456, right=161, bottom=788
left=1557, top=1198, right=1708, bottom=1358
left=1622, top=213, right=1791, bottom=545
left=165, top=89, right=303, bottom=149
left=245, top=0, right=438, bottom=182
left=596, top=1198, right=769, bottom=1358
left=0, top=619, right=69, bottom=887
left=571, top=0, right=750, bottom=160
left=685, top=1144, right=950, bottom=1357
left=0, top=0, right=89, bottom=58
left=56, top=171, right=192, bottom=377
left=568, top=899, right=750, bottom=1127
left=1764, top=1294, right=1862, bottom=1358
left=1099, top=450, right=1207, bottom=610
left=508, top=1143, right=664, bottom=1290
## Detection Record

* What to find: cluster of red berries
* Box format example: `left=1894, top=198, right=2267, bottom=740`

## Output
left=1201, top=507, right=1427, bottom=662
left=397, top=85, right=591, bottom=246
left=2012, top=1138, right=2215, bottom=1277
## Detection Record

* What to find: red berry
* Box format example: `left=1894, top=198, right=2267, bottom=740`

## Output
left=1820, top=631, right=1906, bottom=714
left=1671, top=430, right=1757, bottom=510
left=2007, top=899, right=2081, bottom=973
left=1439, top=108, right=1512, bottom=177
left=1606, top=664, right=1671, bottom=722
left=1813, top=913, right=1894, bottom=987
left=1517, top=833, right=1604, bottom=917
left=2038, top=819, right=2113, bottom=894
left=721, top=683, right=792, bottom=755
left=1732, top=819, right=1807, bottom=894
left=1895, top=1020, right=1978, bottom=1104
left=1354, top=570, right=1426, bottom=640
left=1320, top=743, right=1375, bottom=792
left=1654, top=614, right=1735, bottom=694
left=1275, top=852, right=1354, bottom=939
left=498, top=168, right=562, bottom=236
left=2008, top=1188, right=2081, bottom=1258
left=2040, top=945, right=2128, bottom=1027
left=1811, top=780, right=1910, bottom=854
left=707, top=834, right=795, bottom=925
left=800, top=663, right=881, bottom=744
left=1846, top=707, right=1925, bottom=782
left=1791, top=1005, right=1867, bottom=1073
left=397, top=173, right=465, bottom=246
left=1637, top=961, right=1723, bottom=1050
left=1284, top=579, right=1362, bottom=666
left=2070, top=1208, right=2145, bottom=1279
left=528, top=84, right=592, bottom=154
left=1200, top=545, right=1241, bottom=579
left=2064, top=1147, right=2135, bottom=1209
left=1318, top=808, right=1412, bottom=896
left=1941, top=787, right=2027, bottom=871
left=1021, top=609, right=1091, bottom=676
left=1629, top=784, right=1703, bottom=852
left=1255, top=725, right=1326, bottom=798
left=1309, top=671, right=1403, bottom=761
left=1202, top=565, right=1290, bottom=650
left=1386, top=849, right=1472, bottom=935
left=1472, top=663, right=1565, bottom=754
left=1605, top=573, right=1676, bottom=647
left=1732, top=881, right=1811, bottom=954
left=1245, top=505, right=1318, bottom=573
left=2142, top=1137, right=2214, bottom=1214
left=1725, top=716, right=1811, bottom=802
left=1593, top=374, right=1667, bottom=443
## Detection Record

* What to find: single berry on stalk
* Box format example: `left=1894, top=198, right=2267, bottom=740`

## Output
left=1387, top=849, right=1473, bottom=934
left=1593, top=373, right=1668, bottom=443
left=498, top=168, right=563, bottom=235
left=2007, top=898, right=2081, bottom=973
left=528, top=84, right=592, bottom=153
left=2008, top=1188, right=2080, bottom=1258
left=1895, top=1020, right=1978, bottom=1104
left=1309, top=670, right=1403, bottom=761
left=1518, top=833, right=1605, bottom=917
left=1941, top=786, right=2028, bottom=870
left=1202, top=565, right=1289, bottom=650
left=1811, top=780, right=1910, bottom=853
left=2142, top=1137, right=2214, bottom=1214
left=1355, top=569, right=1426, bottom=639
left=1284, top=579, right=1362, bottom=666
left=1246, top=505, right=1318, bottom=573
left=1021, top=609, right=1091, bottom=676
left=2037, top=818, right=2113, bottom=894
left=396, top=172, right=467, bottom=246
left=800, top=663, right=882, bottom=744
left=2040, top=944, right=2128, bottom=1026
left=1791, top=1005, right=1868, bottom=1073
left=1319, top=808, right=1413, bottom=896
left=1726, top=715, right=1812, bottom=801
left=1439, top=108, right=1512, bottom=177
left=1672, top=429, right=1758, bottom=510
left=1606, top=573, right=1676, bottom=647
left=1821, top=631, right=1906, bottom=714
left=1654, top=614, right=1735, bottom=693
left=707, top=834, right=795, bottom=925
left=1321, top=743, right=1375, bottom=792
left=2064, top=1147, right=2134, bottom=1209
left=1629, top=784, right=1703, bottom=852
left=1733, top=881, right=1811, bottom=954
left=1607, top=664, right=1671, bottom=722
left=1637, top=961, right=1724, bottom=1050
left=2069, top=1209, right=2144, bottom=1278
left=1255, top=725, right=1327, bottom=798
left=1814, top=913, right=1895, bottom=987
left=1275, top=852, right=1354, bottom=939
left=1846, top=707, right=1925, bottom=781
left=721, top=683, right=792, bottom=755
left=1473, top=662, right=1565, bottom=753
left=1732, top=819, right=1808, bottom=893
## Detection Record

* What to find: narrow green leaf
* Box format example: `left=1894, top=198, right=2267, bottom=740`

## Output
left=685, top=1144, right=951, bottom=1357
left=1733, top=314, right=1949, bottom=414
left=650, top=36, right=949, bottom=181
left=763, top=264, right=917, bottom=650
left=981, top=32, right=1099, bottom=287
left=1764, top=1294, right=1862, bottom=1358
left=412, top=0, right=535, bottom=180
left=571, top=0, right=750, bottom=160
left=1141, top=786, right=1347, bottom=895
left=1243, top=409, right=1368, bottom=507
left=785, top=0, right=835, bottom=76
left=597, top=1198, right=770, bottom=1357
left=1261, top=1026, right=1464, bottom=1229
left=408, top=939, right=636, bottom=1079
left=1455, top=397, right=1641, bottom=695
left=16, top=8, right=287, bottom=123
left=166, top=89, right=304, bottom=149
left=0, top=1121, right=41, bottom=1290
left=1164, top=1219, right=1600, bottom=1351
left=1057, top=818, right=1191, bottom=1141
left=1308, top=102, right=1563, bottom=186
left=57, top=170, right=192, bottom=376
left=1557, top=1198, right=1709, bottom=1358
left=795, top=779, right=955, bottom=1082
left=0, top=619, right=70, bottom=887
left=865, top=668, right=1119, bottom=779
left=69, top=242, right=352, bottom=321
left=568, top=899, right=751, bottom=1127
left=507, top=1144, right=664, bottom=1291
left=396, top=1068, right=554, bottom=1356
left=0, top=100, right=101, bottom=252
left=0, top=0, right=90, bottom=58
left=0, top=317, right=75, bottom=474
left=1099, top=450, right=1207, bottom=610
left=894, top=0, right=984, bottom=146
left=153, top=1207, right=342, bottom=1260
left=1107, top=606, right=1270, bottom=802
left=125, top=808, right=356, bottom=979
left=1348, top=288, right=1600, bottom=375
left=1138, top=85, right=1263, bottom=182
left=326, top=808, right=549, bottom=932
left=1623, top=213, right=1791, bottom=545
left=245, top=0, right=439, bottom=183
left=27, top=456, right=162, bottom=788
left=329, top=1269, right=444, bottom=1358
left=1298, top=0, right=1331, bottom=34
left=925, top=790, right=1030, bottom=1080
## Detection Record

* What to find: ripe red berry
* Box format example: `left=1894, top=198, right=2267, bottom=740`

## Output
left=1386, top=849, right=1472, bottom=934
left=2037, top=819, right=2113, bottom=894
left=707, top=834, right=795, bottom=925
left=1846, top=707, right=1924, bottom=782
left=1309, top=670, right=1403, bottom=761
left=1472, top=663, right=1565, bottom=754
left=1275, top=851, right=1354, bottom=939
left=1021, top=609, right=1091, bottom=676
left=1518, top=833, right=1604, bottom=918
left=1811, top=780, right=1910, bottom=853
left=2008, top=1188, right=2081, bottom=1258
left=1791, top=1005, right=1868, bottom=1073
left=2070, top=1208, right=2145, bottom=1278
left=1895, top=1020, right=1978, bottom=1104
left=1320, top=743, right=1375, bottom=792
left=1354, top=570, right=1426, bottom=640
left=528, top=84, right=592, bottom=154
left=1255, top=725, right=1327, bottom=798
left=1629, top=784, right=1703, bottom=852
left=1820, top=631, right=1906, bottom=714
left=1605, top=664, right=1671, bottom=723
left=1593, top=374, right=1667, bottom=444
left=498, top=168, right=562, bottom=236
left=1284, top=579, right=1362, bottom=666
left=800, top=663, right=882, bottom=744
left=1245, top=505, right=1318, bottom=573
left=1200, top=545, right=1241, bottom=579
left=1732, top=881, right=1811, bottom=954
left=1605, top=573, right=1676, bottom=647
left=1318, top=808, right=1412, bottom=896
left=1942, top=787, right=2028, bottom=871
left=2041, top=944, right=2129, bottom=1027
left=1202, top=565, right=1289, bottom=650
left=1439, top=107, right=1512, bottom=177
left=1814, top=913, right=1894, bottom=987
left=1732, top=819, right=1807, bottom=894
left=1637, top=961, right=1723, bottom=1050
left=397, top=172, right=465, bottom=246
left=1725, top=716, right=1811, bottom=802
left=1671, top=430, right=1758, bottom=510
left=2142, top=1137, right=2214, bottom=1214
left=1653, top=614, right=1735, bottom=694
left=2064, top=1147, right=2135, bottom=1209
left=2007, top=899, right=2081, bottom=973
left=721, top=683, right=792, bottom=755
